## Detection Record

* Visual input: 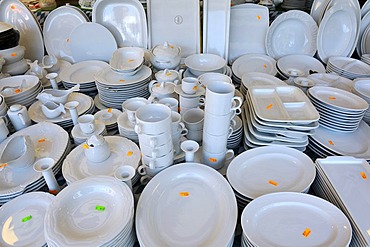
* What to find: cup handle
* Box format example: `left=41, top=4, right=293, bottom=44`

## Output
left=148, top=80, right=157, bottom=93
left=134, top=124, right=142, bottom=134
left=225, top=149, right=234, bottom=161
left=230, top=119, right=237, bottom=129
left=232, top=96, right=243, bottom=109
left=179, top=123, right=188, bottom=136
left=148, top=160, right=156, bottom=169
left=137, top=165, right=146, bottom=176
left=227, top=127, right=234, bottom=138
left=17, top=113, right=26, bottom=125
left=199, top=96, right=206, bottom=106
left=151, top=150, right=158, bottom=160
left=0, top=116, right=9, bottom=125
left=140, top=175, right=151, bottom=185
left=149, top=137, right=158, bottom=147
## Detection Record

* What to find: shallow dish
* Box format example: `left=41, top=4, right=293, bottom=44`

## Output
left=185, top=53, right=226, bottom=76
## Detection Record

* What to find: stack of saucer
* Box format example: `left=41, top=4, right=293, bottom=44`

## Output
left=281, top=0, right=307, bottom=9
left=227, top=115, right=243, bottom=149
left=94, top=108, right=121, bottom=132
left=326, top=57, right=370, bottom=80
left=175, top=77, right=205, bottom=115
left=117, top=112, right=139, bottom=143
left=352, top=78, right=370, bottom=123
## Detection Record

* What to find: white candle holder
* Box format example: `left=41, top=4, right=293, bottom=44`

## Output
left=33, top=157, right=60, bottom=194
left=114, top=166, right=136, bottom=190
left=46, top=73, right=59, bottom=89
left=65, top=101, right=79, bottom=126
left=181, top=140, right=199, bottom=162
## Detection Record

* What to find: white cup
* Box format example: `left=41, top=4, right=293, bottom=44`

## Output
left=140, top=142, right=174, bottom=158
left=0, top=118, right=9, bottom=143
left=78, top=114, right=95, bottom=134
left=138, top=131, right=172, bottom=148
left=141, top=150, right=174, bottom=169
left=179, top=95, right=205, bottom=109
left=7, top=104, right=31, bottom=131
left=202, top=149, right=234, bottom=170
left=159, top=97, right=179, bottom=112
left=186, top=129, right=203, bottom=143
left=203, top=110, right=236, bottom=136
left=182, top=108, right=204, bottom=131
left=180, top=140, right=199, bottom=162
left=202, top=130, right=233, bottom=153
left=135, top=104, right=172, bottom=135
left=114, top=166, right=136, bottom=190
left=198, top=73, right=232, bottom=87
left=181, top=77, right=199, bottom=94
left=205, top=81, right=242, bottom=115
left=122, top=97, right=150, bottom=126
left=138, top=164, right=168, bottom=178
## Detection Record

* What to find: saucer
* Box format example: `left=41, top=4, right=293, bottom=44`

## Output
left=94, top=94, right=108, bottom=110
left=117, top=112, right=135, bottom=131
left=94, top=108, right=122, bottom=126
left=71, top=120, right=106, bottom=139
left=174, top=84, right=205, bottom=97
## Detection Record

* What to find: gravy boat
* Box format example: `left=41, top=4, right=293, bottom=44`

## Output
left=36, top=84, right=80, bottom=104
left=0, top=135, right=35, bottom=169
left=41, top=101, right=66, bottom=119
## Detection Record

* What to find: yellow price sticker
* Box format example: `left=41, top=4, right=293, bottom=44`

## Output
left=268, top=180, right=278, bottom=186
left=257, top=15, right=261, bottom=20
left=38, top=138, right=46, bottom=143
left=208, top=158, right=217, bottom=163
left=128, top=59, right=134, bottom=62
left=179, top=192, right=189, bottom=197
left=263, top=64, right=267, bottom=69
left=302, top=228, right=311, bottom=238
left=119, top=79, right=125, bottom=82
left=361, top=172, right=367, bottom=180
left=0, top=163, right=7, bottom=169
left=11, top=53, right=16, bottom=57
left=107, top=108, right=112, bottom=113
left=66, top=38, right=70, bottom=43
left=329, top=96, right=336, bottom=100
left=193, top=86, right=198, bottom=91
left=266, top=104, right=273, bottom=110
left=82, top=144, right=89, bottom=149
left=328, top=140, right=334, bottom=146
left=127, top=151, right=133, bottom=156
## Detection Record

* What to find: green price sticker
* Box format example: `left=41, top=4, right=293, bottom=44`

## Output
left=95, top=205, right=106, bottom=211
left=22, top=215, right=32, bottom=223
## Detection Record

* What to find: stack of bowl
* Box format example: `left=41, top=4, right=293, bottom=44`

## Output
left=0, top=22, right=28, bottom=75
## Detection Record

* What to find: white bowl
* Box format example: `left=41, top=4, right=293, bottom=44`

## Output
left=185, top=54, right=226, bottom=76
left=109, top=47, right=144, bottom=73
left=1, top=58, right=29, bottom=75
left=0, top=45, right=25, bottom=64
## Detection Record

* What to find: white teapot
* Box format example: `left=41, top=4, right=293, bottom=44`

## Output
left=155, top=68, right=183, bottom=83
left=150, top=42, right=181, bottom=70
left=83, top=135, right=111, bottom=163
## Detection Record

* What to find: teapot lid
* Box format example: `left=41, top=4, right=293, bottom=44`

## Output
left=9, top=104, right=23, bottom=112
left=86, top=135, right=107, bottom=147
left=155, top=69, right=178, bottom=81
left=153, top=42, right=180, bottom=58
left=151, top=81, right=176, bottom=94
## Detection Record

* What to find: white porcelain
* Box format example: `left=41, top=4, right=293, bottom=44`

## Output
left=137, top=163, right=168, bottom=177
left=77, top=114, right=95, bottom=134
left=82, top=135, right=111, bottom=163
left=43, top=6, right=89, bottom=62
left=180, top=140, right=199, bottom=162
left=155, top=69, right=181, bottom=82
left=174, top=84, right=206, bottom=98
left=41, top=101, right=66, bottom=119
left=0, top=45, right=25, bottom=64
left=0, top=135, right=35, bottom=170
left=0, top=75, right=39, bottom=99
left=37, top=84, right=80, bottom=105
left=69, top=23, right=117, bottom=63
left=232, top=54, right=277, bottom=79
left=229, top=4, right=269, bottom=64
left=205, top=82, right=242, bottom=115
left=202, top=148, right=234, bottom=170
left=185, top=54, right=227, bottom=77
left=138, top=131, right=172, bottom=148
left=0, top=0, right=44, bottom=61
left=7, top=104, right=31, bottom=131
left=181, top=77, right=199, bottom=95
left=148, top=80, right=177, bottom=100
left=150, top=42, right=181, bottom=70
left=93, top=0, right=147, bottom=48
left=198, top=72, right=232, bottom=87
left=266, top=10, right=318, bottom=59
left=1, top=59, right=29, bottom=75
left=140, top=141, right=173, bottom=159
left=114, top=165, right=135, bottom=190
left=203, top=130, right=232, bottom=153
left=203, top=0, right=231, bottom=60
left=135, top=104, right=172, bottom=135
left=186, top=129, right=203, bottom=143
left=277, top=54, right=325, bottom=77
left=158, top=97, right=178, bottom=112
left=179, top=95, right=205, bottom=109
left=307, top=73, right=353, bottom=92
left=141, top=150, right=173, bottom=169
left=109, top=47, right=144, bottom=72
left=42, top=55, right=61, bottom=73
left=182, top=108, right=204, bottom=131
left=204, top=111, right=236, bottom=136
left=0, top=118, right=9, bottom=144
left=64, top=100, right=79, bottom=126
left=60, top=60, right=109, bottom=85
left=33, top=157, right=60, bottom=193
left=241, top=72, right=286, bottom=91
left=121, top=97, right=150, bottom=126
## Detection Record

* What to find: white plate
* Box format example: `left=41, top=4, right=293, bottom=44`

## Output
left=328, top=56, right=370, bottom=76
left=92, top=0, right=147, bottom=48
left=277, top=54, right=325, bottom=77
left=202, top=0, right=231, bottom=60
left=357, top=11, right=370, bottom=56
left=232, top=54, right=277, bottom=79
left=95, top=65, right=151, bottom=86
left=174, top=84, right=205, bottom=97
left=241, top=192, right=352, bottom=247
left=307, top=73, right=353, bottom=92
left=136, top=163, right=237, bottom=247
left=59, top=60, right=110, bottom=84
left=308, top=86, right=369, bottom=111
left=71, top=121, right=106, bottom=140
left=94, top=108, right=122, bottom=126
left=353, top=78, right=370, bottom=99
left=0, top=75, right=40, bottom=98
left=362, top=0, right=370, bottom=18
left=0, top=122, right=69, bottom=196
left=29, top=92, right=93, bottom=123
left=228, top=4, right=269, bottom=64
left=62, top=136, right=140, bottom=183
left=266, top=10, right=318, bottom=59
left=43, top=6, right=89, bottom=63
left=147, top=0, right=200, bottom=59
left=45, top=176, right=133, bottom=246
left=0, top=0, right=44, bottom=61
left=241, top=72, right=286, bottom=91
left=227, top=146, right=315, bottom=199
left=0, top=192, right=54, bottom=247
left=69, top=23, right=117, bottom=63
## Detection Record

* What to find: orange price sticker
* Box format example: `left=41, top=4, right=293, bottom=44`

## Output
left=302, top=228, right=311, bottom=238
left=166, top=72, right=172, bottom=76
left=11, top=53, right=16, bottom=57
left=328, top=140, right=334, bottom=146
left=66, top=38, right=70, bottom=43
left=179, top=192, right=189, bottom=197
left=82, top=144, right=89, bottom=149
left=128, top=59, right=134, bottom=63
left=263, top=64, right=267, bottom=69
left=266, top=104, right=273, bottom=110
left=193, top=86, right=198, bottom=91
left=49, top=190, right=58, bottom=195
left=257, top=15, right=261, bottom=20
left=10, top=4, right=15, bottom=9
left=107, top=108, right=112, bottom=113
left=268, top=180, right=278, bottom=186
left=14, top=89, right=21, bottom=94
left=361, top=172, right=367, bottom=180
left=127, top=151, right=133, bottom=156
left=38, top=138, right=46, bottom=143
left=119, top=79, right=125, bottom=82
left=329, top=96, right=336, bottom=100
left=170, top=45, right=174, bottom=49
left=0, top=163, right=7, bottom=169
left=208, top=157, right=217, bottom=163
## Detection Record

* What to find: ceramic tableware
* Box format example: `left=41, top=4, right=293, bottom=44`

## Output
left=0, top=118, right=9, bottom=143
left=180, top=140, right=199, bottom=162
left=135, top=104, right=172, bottom=135
left=37, top=84, right=80, bottom=104
left=181, top=77, right=199, bottom=95
left=158, top=97, right=179, bottom=112
left=114, top=165, right=136, bottom=190
left=121, top=97, right=150, bottom=126
left=202, top=148, right=234, bottom=169
left=33, top=157, right=60, bottom=194
left=182, top=108, right=204, bottom=131
left=64, top=101, right=79, bottom=126
left=83, top=135, right=111, bottom=163
left=205, top=81, right=242, bottom=115
left=77, top=114, right=95, bottom=134
left=41, top=101, right=66, bottom=119
left=149, top=42, right=181, bottom=70
left=7, top=104, right=31, bottom=131
left=0, top=135, right=35, bottom=169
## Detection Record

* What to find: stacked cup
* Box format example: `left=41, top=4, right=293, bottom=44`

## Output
left=202, top=81, right=243, bottom=169
left=171, top=111, right=188, bottom=155
left=178, top=77, right=205, bottom=115
left=135, top=104, right=174, bottom=180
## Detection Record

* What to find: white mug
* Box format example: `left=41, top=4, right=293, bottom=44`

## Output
left=7, top=104, right=31, bottom=131
left=138, top=131, right=172, bottom=148
left=205, top=81, right=242, bottom=115
left=181, top=77, right=199, bottom=95
left=182, top=108, right=204, bottom=131
left=202, top=149, right=234, bottom=170
left=179, top=95, right=205, bottom=109
left=186, top=129, right=203, bottom=143
left=159, top=97, right=179, bottom=112
left=141, top=150, right=174, bottom=169
left=203, top=110, right=236, bottom=136
left=135, top=104, right=172, bottom=135
left=122, top=97, right=150, bottom=126
left=202, top=129, right=233, bottom=153
left=78, top=114, right=95, bottom=134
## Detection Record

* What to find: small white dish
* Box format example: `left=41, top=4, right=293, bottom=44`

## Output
left=174, top=84, right=205, bottom=97
left=109, top=47, right=144, bottom=73
left=185, top=53, right=226, bottom=77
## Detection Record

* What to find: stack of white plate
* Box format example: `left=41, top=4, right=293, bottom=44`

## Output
left=357, top=10, right=370, bottom=57
left=0, top=192, right=54, bottom=247
left=136, top=163, right=237, bottom=247
left=241, top=192, right=352, bottom=247
left=71, top=120, right=108, bottom=145
left=95, top=65, right=152, bottom=109
left=276, top=54, right=325, bottom=80
left=94, top=108, right=122, bottom=132
left=0, top=95, right=7, bottom=117
left=240, top=72, right=287, bottom=96
left=313, top=156, right=369, bottom=247
left=307, top=86, right=369, bottom=132
left=45, top=176, right=135, bottom=247
left=352, top=78, right=370, bottom=123
left=243, top=85, right=320, bottom=151
left=29, top=92, right=95, bottom=128
left=231, top=54, right=277, bottom=85
left=184, top=64, right=232, bottom=79
left=281, top=0, right=307, bottom=9
left=227, top=146, right=316, bottom=208
left=63, top=136, right=141, bottom=185
left=326, top=57, right=370, bottom=80
left=0, top=122, right=70, bottom=205
left=0, top=75, right=42, bottom=107
left=227, top=115, right=243, bottom=149
left=307, top=73, right=354, bottom=92
left=308, top=121, right=370, bottom=161
left=59, top=60, right=110, bottom=93
left=117, top=112, right=139, bottom=143
left=361, top=53, right=370, bottom=65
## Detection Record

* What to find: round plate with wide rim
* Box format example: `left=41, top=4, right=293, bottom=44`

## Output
left=232, top=54, right=277, bottom=78
left=353, top=78, right=370, bottom=99
left=266, top=10, right=318, bottom=60
left=277, top=54, right=325, bottom=77
left=136, top=163, right=237, bottom=247
left=59, top=60, right=110, bottom=84
left=62, top=136, right=140, bottom=183
left=0, top=192, right=54, bottom=247
left=241, top=192, right=352, bottom=247
left=95, top=65, right=151, bottom=86
left=307, top=73, right=353, bottom=92
left=43, top=6, right=89, bottom=63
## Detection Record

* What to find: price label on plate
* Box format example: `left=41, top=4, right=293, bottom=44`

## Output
left=361, top=172, right=367, bottom=180
left=127, top=151, right=133, bottom=156
left=268, top=180, right=278, bottom=186
left=302, top=228, right=311, bottom=238
left=266, top=104, right=273, bottom=110
left=179, top=192, right=189, bottom=197
left=95, top=205, right=106, bottom=212
left=22, top=215, right=32, bottom=223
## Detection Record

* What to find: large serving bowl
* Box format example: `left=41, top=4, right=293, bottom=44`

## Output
left=185, top=53, right=226, bottom=76
left=0, top=45, right=25, bottom=64
left=0, top=22, right=20, bottom=50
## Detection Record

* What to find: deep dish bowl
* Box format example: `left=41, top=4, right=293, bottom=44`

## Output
left=109, top=47, right=144, bottom=73
left=0, top=45, right=25, bottom=64
left=185, top=54, right=226, bottom=77
left=0, top=25, right=20, bottom=50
